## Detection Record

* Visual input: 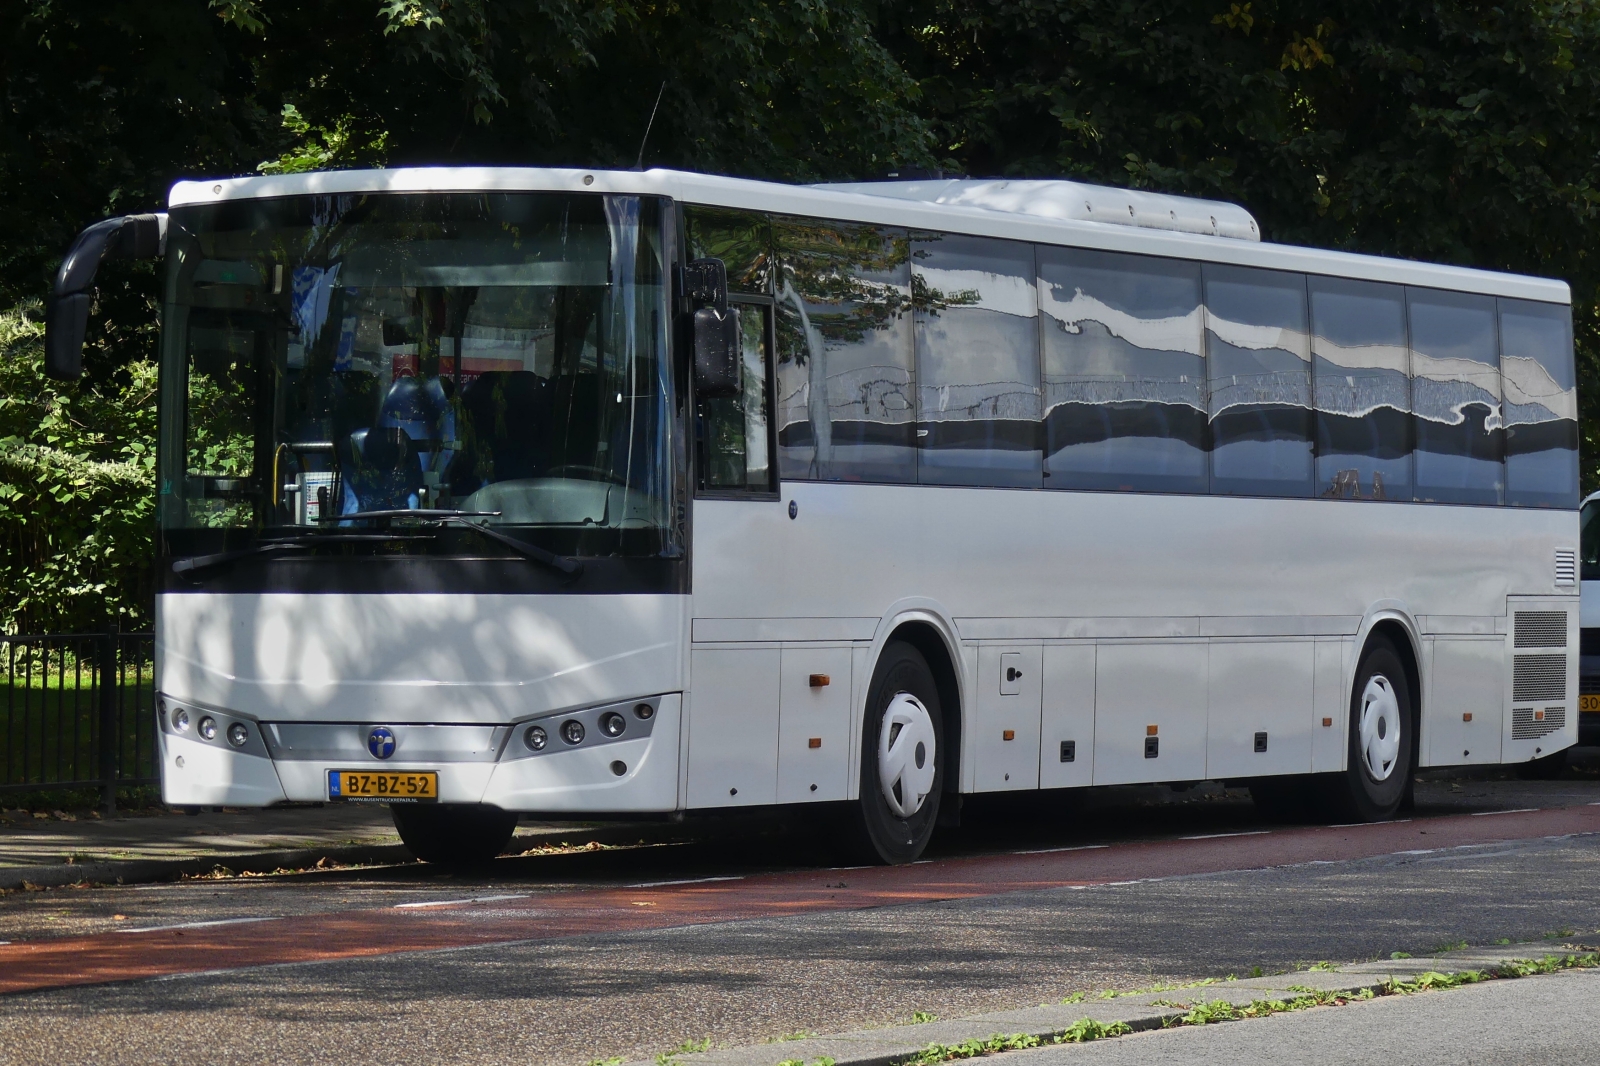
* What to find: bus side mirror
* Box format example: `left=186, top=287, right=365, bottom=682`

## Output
left=683, top=257, right=740, bottom=398
left=44, top=212, right=167, bottom=380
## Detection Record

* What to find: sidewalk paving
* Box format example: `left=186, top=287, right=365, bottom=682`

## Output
left=0, top=804, right=639, bottom=889
left=648, top=940, right=1600, bottom=1066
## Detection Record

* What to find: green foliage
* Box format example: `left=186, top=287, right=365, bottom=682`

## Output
left=655, top=1037, right=712, bottom=1065
left=0, top=303, right=155, bottom=633
left=258, top=105, right=390, bottom=175
left=1058, top=1018, right=1133, bottom=1042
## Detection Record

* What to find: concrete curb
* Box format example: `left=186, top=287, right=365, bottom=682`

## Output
left=0, top=842, right=416, bottom=890
left=0, top=822, right=670, bottom=890
left=640, top=941, right=1600, bottom=1066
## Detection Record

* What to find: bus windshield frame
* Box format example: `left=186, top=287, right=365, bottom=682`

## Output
left=156, top=191, right=680, bottom=570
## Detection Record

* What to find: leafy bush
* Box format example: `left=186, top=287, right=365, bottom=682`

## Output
left=0, top=301, right=156, bottom=634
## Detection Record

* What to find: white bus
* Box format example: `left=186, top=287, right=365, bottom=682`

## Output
left=44, top=167, right=1581, bottom=864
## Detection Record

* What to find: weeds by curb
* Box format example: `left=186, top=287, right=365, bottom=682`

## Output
left=890, top=953, right=1600, bottom=1065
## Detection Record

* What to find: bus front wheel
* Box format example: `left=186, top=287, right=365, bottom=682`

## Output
left=392, top=803, right=518, bottom=865
left=850, top=641, right=944, bottom=864
left=1330, top=637, right=1414, bottom=822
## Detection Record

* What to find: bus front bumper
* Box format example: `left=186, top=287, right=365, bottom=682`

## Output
left=156, top=694, right=682, bottom=813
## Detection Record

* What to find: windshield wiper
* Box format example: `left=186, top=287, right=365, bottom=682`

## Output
left=431, top=515, right=584, bottom=576
left=318, top=509, right=501, bottom=523
left=317, top=508, right=583, bottom=576
left=171, top=531, right=433, bottom=575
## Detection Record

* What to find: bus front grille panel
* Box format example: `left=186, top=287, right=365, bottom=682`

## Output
left=1514, top=611, right=1568, bottom=648
left=1512, top=654, right=1567, bottom=702
left=1512, top=706, right=1565, bottom=740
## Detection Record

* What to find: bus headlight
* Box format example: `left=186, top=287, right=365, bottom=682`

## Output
left=172, top=708, right=191, bottom=732
left=561, top=719, right=585, bottom=745
left=524, top=725, right=547, bottom=751
left=599, top=712, right=626, bottom=738
left=227, top=722, right=249, bottom=748
left=198, top=716, right=217, bottom=741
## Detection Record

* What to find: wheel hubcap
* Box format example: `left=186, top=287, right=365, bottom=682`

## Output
left=1358, top=674, right=1402, bottom=782
left=878, top=692, right=937, bottom=818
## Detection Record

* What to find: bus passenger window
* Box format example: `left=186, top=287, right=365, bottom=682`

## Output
left=1309, top=277, right=1412, bottom=501
left=1204, top=265, right=1312, bottom=498
left=1039, top=247, right=1206, bottom=494
left=1410, top=289, right=1502, bottom=505
left=698, top=302, right=775, bottom=493
left=1500, top=298, right=1577, bottom=508
left=912, top=233, right=1041, bottom=488
left=773, top=218, right=915, bottom=484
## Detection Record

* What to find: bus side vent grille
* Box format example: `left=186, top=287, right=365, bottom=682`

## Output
left=1514, top=611, right=1568, bottom=648
left=1512, top=654, right=1567, bottom=702
left=1556, top=549, right=1577, bottom=587
left=1512, top=706, right=1565, bottom=740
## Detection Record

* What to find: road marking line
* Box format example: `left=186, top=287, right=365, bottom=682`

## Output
left=393, top=894, right=529, bottom=909
left=627, top=876, right=743, bottom=889
left=1328, top=819, right=1412, bottom=828
left=1179, top=830, right=1270, bottom=840
left=1396, top=848, right=1438, bottom=855
left=1471, top=808, right=1539, bottom=817
left=118, top=917, right=277, bottom=934
left=1014, top=844, right=1111, bottom=854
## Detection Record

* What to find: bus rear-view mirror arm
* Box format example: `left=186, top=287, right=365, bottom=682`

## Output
left=683, top=256, right=740, bottom=398
left=45, top=212, right=167, bottom=380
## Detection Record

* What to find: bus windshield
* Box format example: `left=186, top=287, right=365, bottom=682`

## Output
left=157, top=191, right=675, bottom=559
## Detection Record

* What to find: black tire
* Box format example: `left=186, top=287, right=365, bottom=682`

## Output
left=391, top=803, right=518, bottom=865
left=1328, top=637, right=1414, bottom=821
left=849, top=641, right=944, bottom=864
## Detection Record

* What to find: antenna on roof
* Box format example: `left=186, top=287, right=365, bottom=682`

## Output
left=633, top=82, right=667, bottom=171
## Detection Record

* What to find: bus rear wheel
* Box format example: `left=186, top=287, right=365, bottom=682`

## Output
left=849, top=641, right=944, bottom=865
left=1329, top=637, right=1414, bottom=822
left=392, top=803, right=518, bottom=865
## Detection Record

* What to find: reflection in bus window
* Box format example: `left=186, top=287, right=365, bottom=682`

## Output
left=1410, top=289, right=1502, bottom=505
left=773, top=218, right=915, bottom=483
left=685, top=207, right=773, bottom=295
left=699, top=303, right=774, bottom=492
left=1039, top=248, right=1205, bottom=494
left=1309, top=278, right=1411, bottom=501
left=1204, top=265, right=1312, bottom=497
left=912, top=234, right=1040, bottom=487
left=1500, top=298, right=1578, bottom=508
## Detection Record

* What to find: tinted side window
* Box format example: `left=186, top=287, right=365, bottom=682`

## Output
left=1500, top=298, right=1577, bottom=508
left=698, top=302, right=774, bottom=493
left=912, top=234, right=1040, bottom=487
left=1204, top=265, right=1312, bottom=497
left=1410, top=289, right=1502, bottom=504
left=1309, top=277, right=1411, bottom=500
left=684, top=207, right=772, bottom=294
left=773, top=218, right=915, bottom=483
left=1039, top=248, right=1205, bottom=493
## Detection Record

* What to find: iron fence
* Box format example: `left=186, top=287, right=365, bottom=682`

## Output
left=0, top=632, right=158, bottom=812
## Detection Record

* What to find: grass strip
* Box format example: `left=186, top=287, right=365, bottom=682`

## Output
left=890, top=952, right=1600, bottom=1065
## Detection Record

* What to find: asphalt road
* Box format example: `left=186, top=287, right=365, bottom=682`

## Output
left=1022, top=967, right=1600, bottom=1065
left=3, top=771, right=1600, bottom=1066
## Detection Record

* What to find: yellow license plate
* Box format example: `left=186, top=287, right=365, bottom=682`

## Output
left=1581, top=694, right=1600, bottom=714
left=328, top=770, right=438, bottom=802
